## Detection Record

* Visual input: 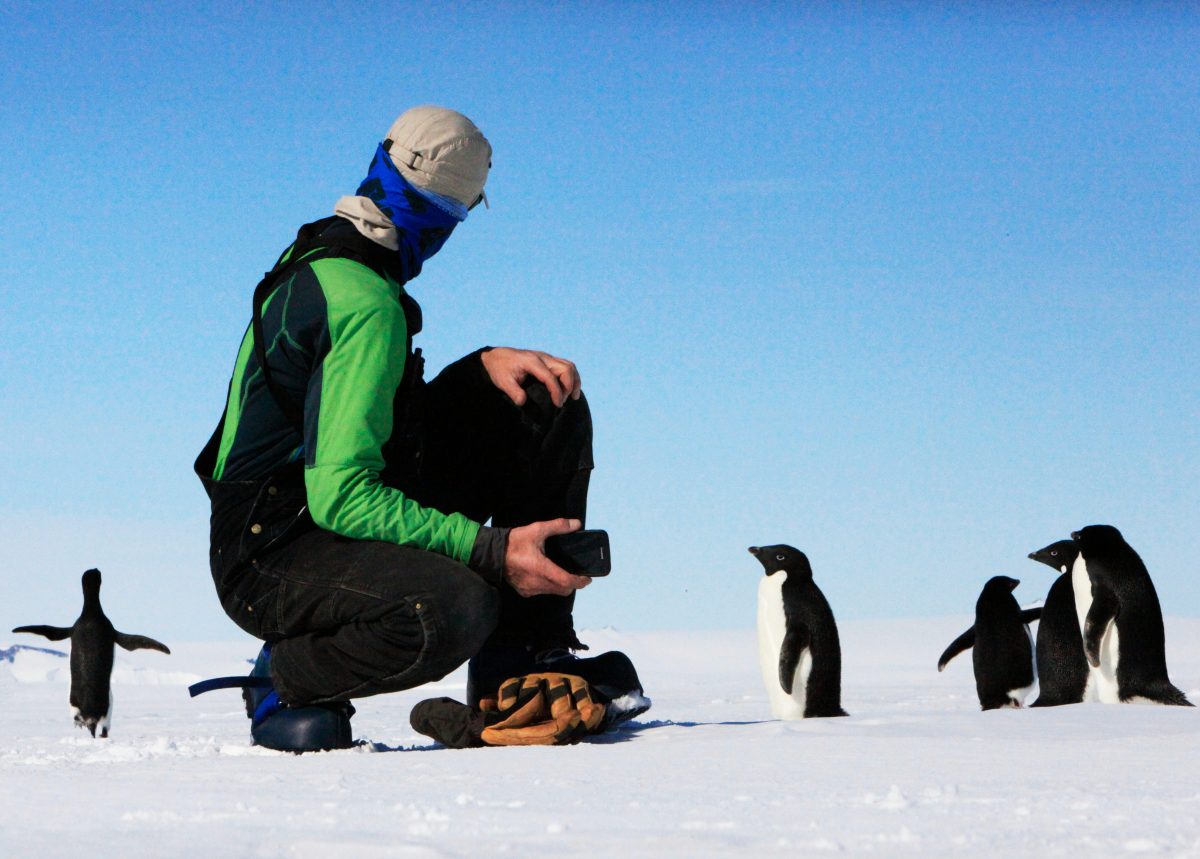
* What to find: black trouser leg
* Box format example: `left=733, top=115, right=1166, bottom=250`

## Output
left=474, top=382, right=593, bottom=652
left=220, top=529, right=499, bottom=705
left=385, top=353, right=595, bottom=651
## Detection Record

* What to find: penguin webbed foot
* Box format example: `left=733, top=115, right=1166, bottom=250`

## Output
left=979, top=697, right=1022, bottom=711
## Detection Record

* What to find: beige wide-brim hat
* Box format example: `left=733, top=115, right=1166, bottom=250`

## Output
left=384, top=106, right=491, bottom=209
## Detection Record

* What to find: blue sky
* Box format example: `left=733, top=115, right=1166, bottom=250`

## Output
left=1, top=2, right=1197, bottom=641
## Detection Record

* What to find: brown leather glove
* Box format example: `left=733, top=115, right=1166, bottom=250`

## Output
left=478, top=672, right=607, bottom=746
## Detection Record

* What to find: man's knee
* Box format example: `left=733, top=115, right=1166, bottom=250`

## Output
left=420, top=572, right=500, bottom=680
left=522, top=378, right=591, bottom=426
left=521, top=381, right=593, bottom=467
left=444, top=572, right=500, bottom=657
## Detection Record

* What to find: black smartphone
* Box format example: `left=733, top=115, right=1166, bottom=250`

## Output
left=544, top=529, right=611, bottom=577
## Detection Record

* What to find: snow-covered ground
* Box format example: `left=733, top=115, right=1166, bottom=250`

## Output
left=3, top=618, right=1200, bottom=858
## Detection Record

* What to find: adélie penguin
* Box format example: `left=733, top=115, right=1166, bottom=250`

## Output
left=1027, top=539, right=1091, bottom=706
left=749, top=545, right=847, bottom=719
left=938, top=576, right=1036, bottom=710
left=12, top=569, right=171, bottom=737
left=1071, top=525, right=1191, bottom=706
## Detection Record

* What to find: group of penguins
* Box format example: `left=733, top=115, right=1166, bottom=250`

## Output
left=11, top=524, right=1191, bottom=740
left=753, top=523, right=1192, bottom=719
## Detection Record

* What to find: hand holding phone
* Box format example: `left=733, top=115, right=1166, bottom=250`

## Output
left=544, top=529, right=611, bottom=577
left=504, top=519, right=595, bottom=597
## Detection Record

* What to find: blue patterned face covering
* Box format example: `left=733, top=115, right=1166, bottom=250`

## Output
left=356, top=143, right=463, bottom=276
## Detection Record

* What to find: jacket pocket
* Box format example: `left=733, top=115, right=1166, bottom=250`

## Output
left=237, top=477, right=314, bottom=562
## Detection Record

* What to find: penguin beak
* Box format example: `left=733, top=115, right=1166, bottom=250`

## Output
left=1027, top=552, right=1036, bottom=560
left=1071, top=531, right=1082, bottom=541
left=1009, top=579, right=1020, bottom=591
left=748, top=547, right=759, bottom=556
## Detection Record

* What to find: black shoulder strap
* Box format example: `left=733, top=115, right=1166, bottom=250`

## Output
left=250, top=217, right=423, bottom=429
left=251, top=218, right=337, bottom=428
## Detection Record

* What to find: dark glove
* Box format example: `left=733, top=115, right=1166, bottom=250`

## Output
left=409, top=697, right=488, bottom=749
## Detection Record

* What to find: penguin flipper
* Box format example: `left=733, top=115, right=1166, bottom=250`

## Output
left=1019, top=607, right=1043, bottom=624
left=114, top=631, right=171, bottom=654
left=937, top=627, right=975, bottom=672
left=12, top=625, right=72, bottom=641
left=778, top=624, right=811, bottom=695
left=1083, top=587, right=1119, bottom=668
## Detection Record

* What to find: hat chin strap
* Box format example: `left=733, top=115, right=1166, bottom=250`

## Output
left=387, top=140, right=424, bottom=171
left=384, top=138, right=481, bottom=207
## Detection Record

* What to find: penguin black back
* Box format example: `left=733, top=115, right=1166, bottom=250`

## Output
left=974, top=576, right=1035, bottom=709
left=749, top=544, right=847, bottom=718
left=70, top=569, right=117, bottom=733
left=12, top=568, right=171, bottom=737
left=939, top=576, right=1035, bottom=710
left=1027, top=539, right=1089, bottom=707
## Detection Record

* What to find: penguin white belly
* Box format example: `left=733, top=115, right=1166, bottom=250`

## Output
left=1071, top=556, right=1101, bottom=703
left=1095, top=622, right=1121, bottom=703
left=1007, top=624, right=1037, bottom=706
left=1007, top=683, right=1034, bottom=707
left=1071, top=556, right=1092, bottom=635
left=98, top=689, right=113, bottom=738
left=757, top=573, right=809, bottom=719
left=784, top=649, right=813, bottom=720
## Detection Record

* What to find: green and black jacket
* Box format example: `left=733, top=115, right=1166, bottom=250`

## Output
left=196, top=216, right=502, bottom=582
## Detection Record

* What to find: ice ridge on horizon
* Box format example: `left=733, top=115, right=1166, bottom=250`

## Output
left=0, top=644, right=68, bottom=663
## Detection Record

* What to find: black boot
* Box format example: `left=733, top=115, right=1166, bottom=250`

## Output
left=466, top=645, right=650, bottom=729
left=246, top=644, right=356, bottom=753
left=190, top=644, right=356, bottom=753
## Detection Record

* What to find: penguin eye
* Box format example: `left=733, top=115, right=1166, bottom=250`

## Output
left=775, top=554, right=785, bottom=561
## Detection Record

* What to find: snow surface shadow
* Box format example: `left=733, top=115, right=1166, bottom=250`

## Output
left=584, top=718, right=773, bottom=744
left=356, top=740, right=446, bottom=754
left=355, top=719, right=771, bottom=752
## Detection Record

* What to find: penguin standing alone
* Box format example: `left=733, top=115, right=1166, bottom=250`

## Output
left=1071, top=525, right=1191, bottom=706
left=1027, top=539, right=1091, bottom=707
left=938, top=576, right=1036, bottom=710
left=12, top=569, right=171, bottom=737
left=749, top=545, right=847, bottom=719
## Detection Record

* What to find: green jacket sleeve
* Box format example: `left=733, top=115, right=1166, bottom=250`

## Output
left=302, top=257, right=480, bottom=563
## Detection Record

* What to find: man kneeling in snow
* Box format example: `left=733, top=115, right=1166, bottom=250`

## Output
left=193, top=106, right=645, bottom=751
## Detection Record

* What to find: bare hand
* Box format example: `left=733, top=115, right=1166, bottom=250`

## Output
left=481, top=347, right=582, bottom=408
left=503, top=518, right=593, bottom=597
